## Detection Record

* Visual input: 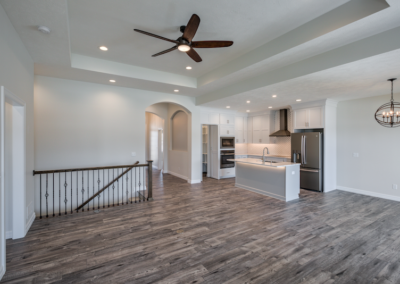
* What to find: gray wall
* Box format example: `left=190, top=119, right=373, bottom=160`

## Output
left=337, top=92, right=400, bottom=198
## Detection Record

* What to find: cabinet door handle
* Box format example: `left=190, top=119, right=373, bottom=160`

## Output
left=227, top=130, right=229, bottom=134
left=227, top=120, right=229, bottom=124
left=236, top=139, right=238, bottom=143
left=259, top=139, right=261, bottom=143
left=244, top=139, right=245, bottom=143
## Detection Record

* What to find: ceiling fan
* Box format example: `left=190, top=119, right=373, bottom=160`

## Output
left=134, top=14, right=233, bottom=63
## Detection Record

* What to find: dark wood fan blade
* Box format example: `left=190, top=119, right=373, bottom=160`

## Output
left=152, top=46, right=178, bottom=57
left=182, top=14, right=200, bottom=42
left=134, top=29, right=179, bottom=44
left=191, top=41, right=233, bottom=48
left=187, top=48, right=202, bottom=62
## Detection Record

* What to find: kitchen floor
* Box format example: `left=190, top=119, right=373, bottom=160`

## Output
left=3, top=170, right=400, bottom=283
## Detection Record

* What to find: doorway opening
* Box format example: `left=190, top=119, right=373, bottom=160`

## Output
left=1, top=86, right=27, bottom=275
left=145, top=112, right=165, bottom=172
left=202, top=124, right=219, bottom=180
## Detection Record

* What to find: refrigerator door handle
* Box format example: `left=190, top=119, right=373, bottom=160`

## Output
left=304, top=135, right=307, bottom=165
left=301, top=135, right=304, bottom=165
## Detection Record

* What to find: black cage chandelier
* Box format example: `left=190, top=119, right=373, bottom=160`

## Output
left=375, top=78, right=400, bottom=128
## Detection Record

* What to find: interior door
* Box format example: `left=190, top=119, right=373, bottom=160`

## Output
left=303, top=132, right=321, bottom=169
left=210, top=125, right=219, bottom=179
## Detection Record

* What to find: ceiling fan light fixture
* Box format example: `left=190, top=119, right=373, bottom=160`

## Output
left=178, top=45, right=191, bottom=52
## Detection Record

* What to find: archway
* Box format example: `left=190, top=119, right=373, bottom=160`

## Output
left=145, top=102, right=192, bottom=183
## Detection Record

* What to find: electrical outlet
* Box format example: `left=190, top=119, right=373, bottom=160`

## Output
left=131, top=152, right=136, bottom=157
left=393, top=184, right=398, bottom=190
left=353, top=153, right=359, bottom=158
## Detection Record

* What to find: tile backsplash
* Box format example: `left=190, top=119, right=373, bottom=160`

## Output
left=236, top=109, right=292, bottom=157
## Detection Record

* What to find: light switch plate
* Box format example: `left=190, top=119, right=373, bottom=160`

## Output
left=353, top=153, right=359, bottom=158
left=131, top=152, right=136, bottom=157
left=393, top=184, right=398, bottom=190
left=292, top=171, right=295, bottom=175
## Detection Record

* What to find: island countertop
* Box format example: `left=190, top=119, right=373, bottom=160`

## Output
left=227, top=158, right=300, bottom=168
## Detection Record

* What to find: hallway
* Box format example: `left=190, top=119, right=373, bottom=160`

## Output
left=3, top=170, right=400, bottom=283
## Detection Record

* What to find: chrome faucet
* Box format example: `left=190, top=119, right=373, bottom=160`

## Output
left=262, top=147, right=269, bottom=162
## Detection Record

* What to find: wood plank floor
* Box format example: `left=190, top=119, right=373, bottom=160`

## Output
left=3, top=170, right=400, bottom=283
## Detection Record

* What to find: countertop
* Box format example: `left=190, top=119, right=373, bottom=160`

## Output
left=234, top=154, right=291, bottom=159
left=228, top=158, right=300, bottom=168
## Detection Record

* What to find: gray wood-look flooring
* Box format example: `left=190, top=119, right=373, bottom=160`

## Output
left=3, top=170, right=400, bottom=283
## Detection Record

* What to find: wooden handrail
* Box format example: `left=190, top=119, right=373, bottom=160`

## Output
left=75, top=161, right=139, bottom=211
left=33, top=162, right=147, bottom=175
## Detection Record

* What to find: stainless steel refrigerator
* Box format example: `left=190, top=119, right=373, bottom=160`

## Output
left=291, top=132, right=323, bottom=192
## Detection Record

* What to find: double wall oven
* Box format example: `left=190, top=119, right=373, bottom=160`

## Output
left=220, top=150, right=235, bottom=169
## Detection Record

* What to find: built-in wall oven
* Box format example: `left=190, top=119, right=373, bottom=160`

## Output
left=220, top=137, right=235, bottom=149
left=221, top=150, right=235, bottom=169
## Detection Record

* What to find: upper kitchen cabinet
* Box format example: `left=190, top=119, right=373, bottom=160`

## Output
left=293, top=106, right=324, bottom=129
left=200, top=111, right=220, bottom=125
left=220, top=125, right=235, bottom=137
left=247, top=117, right=253, bottom=143
left=220, top=113, right=235, bottom=125
left=251, top=114, right=270, bottom=144
left=235, top=116, right=248, bottom=143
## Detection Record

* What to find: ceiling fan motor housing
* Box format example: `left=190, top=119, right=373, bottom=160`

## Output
left=180, top=25, right=186, bottom=33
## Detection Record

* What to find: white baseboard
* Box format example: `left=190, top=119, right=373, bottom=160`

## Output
left=166, top=171, right=188, bottom=181
left=5, top=231, right=12, bottom=239
left=337, top=185, right=400, bottom=202
left=25, top=212, right=35, bottom=235
left=0, top=265, right=4, bottom=282
left=188, top=179, right=201, bottom=184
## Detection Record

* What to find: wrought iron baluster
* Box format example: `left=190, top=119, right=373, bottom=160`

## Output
left=40, top=175, right=42, bottom=219
left=112, top=169, right=115, bottom=206
left=64, top=172, right=67, bottom=215
left=138, top=167, right=141, bottom=203
left=143, top=166, right=146, bottom=202
left=117, top=169, right=120, bottom=206
left=108, top=169, right=110, bottom=207
left=76, top=171, right=78, bottom=213
left=131, top=169, right=133, bottom=204
left=87, top=171, right=89, bottom=211
left=45, top=174, right=49, bottom=218
left=97, top=169, right=100, bottom=210
left=59, top=173, right=61, bottom=216
left=122, top=168, right=124, bottom=205
left=81, top=171, right=85, bottom=212
left=53, top=173, right=55, bottom=217
left=70, top=172, right=73, bottom=214
left=103, top=170, right=105, bottom=208
left=126, top=170, right=129, bottom=204
left=92, top=170, right=95, bottom=210
left=135, top=168, right=137, bottom=203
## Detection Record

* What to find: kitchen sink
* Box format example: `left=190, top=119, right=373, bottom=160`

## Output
left=260, top=159, right=278, bottom=163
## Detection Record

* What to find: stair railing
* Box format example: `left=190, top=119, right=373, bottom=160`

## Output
left=33, top=160, right=153, bottom=219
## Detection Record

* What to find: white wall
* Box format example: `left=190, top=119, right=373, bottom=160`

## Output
left=0, top=2, right=34, bottom=276
left=337, top=93, right=400, bottom=199
left=34, top=76, right=202, bottom=213
left=145, top=112, right=164, bottom=169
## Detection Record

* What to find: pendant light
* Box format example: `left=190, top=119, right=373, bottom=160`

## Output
left=375, top=78, right=400, bottom=128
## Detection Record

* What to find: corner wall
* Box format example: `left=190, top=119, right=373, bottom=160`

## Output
left=337, top=92, right=400, bottom=200
left=0, top=2, right=34, bottom=275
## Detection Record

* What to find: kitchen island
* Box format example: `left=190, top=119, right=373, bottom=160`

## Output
left=228, top=158, right=300, bottom=202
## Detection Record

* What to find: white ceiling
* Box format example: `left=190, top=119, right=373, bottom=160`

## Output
left=201, top=48, right=400, bottom=113
left=2, top=0, right=400, bottom=110
left=67, top=0, right=348, bottom=77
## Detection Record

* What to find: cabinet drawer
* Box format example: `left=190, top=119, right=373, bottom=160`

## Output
left=220, top=168, right=236, bottom=177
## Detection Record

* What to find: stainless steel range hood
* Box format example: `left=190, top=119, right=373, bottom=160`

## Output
left=269, top=109, right=291, bottom=137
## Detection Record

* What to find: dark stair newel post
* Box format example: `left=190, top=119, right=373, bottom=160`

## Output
left=147, top=160, right=153, bottom=201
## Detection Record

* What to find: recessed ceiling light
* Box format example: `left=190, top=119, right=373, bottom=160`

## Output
left=296, top=99, right=302, bottom=102
left=268, top=106, right=273, bottom=108
left=99, top=46, right=108, bottom=51
left=174, top=89, right=179, bottom=92
left=109, top=79, right=116, bottom=83
left=246, top=110, right=250, bottom=112
left=272, top=95, right=277, bottom=98
left=226, top=106, right=230, bottom=109
left=186, top=66, right=192, bottom=70
left=246, top=100, right=250, bottom=103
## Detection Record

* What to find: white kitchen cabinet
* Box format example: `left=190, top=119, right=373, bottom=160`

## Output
left=220, top=113, right=235, bottom=125
left=235, top=116, right=248, bottom=143
left=220, top=125, right=235, bottom=136
left=209, top=113, right=220, bottom=124
left=293, top=107, right=324, bottom=129
left=247, top=117, right=253, bottom=143
left=251, top=115, right=270, bottom=144
left=220, top=167, right=235, bottom=178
